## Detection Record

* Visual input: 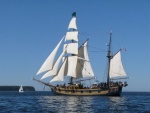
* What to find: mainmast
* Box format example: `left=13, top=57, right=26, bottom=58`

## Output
left=107, top=32, right=112, bottom=88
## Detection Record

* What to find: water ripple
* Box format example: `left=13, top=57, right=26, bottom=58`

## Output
left=0, top=92, right=150, bottom=113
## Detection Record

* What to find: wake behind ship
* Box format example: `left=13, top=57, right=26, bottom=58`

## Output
left=33, top=12, right=128, bottom=96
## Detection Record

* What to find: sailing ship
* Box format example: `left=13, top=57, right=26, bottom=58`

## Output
left=33, top=12, right=128, bottom=96
left=19, top=85, right=24, bottom=92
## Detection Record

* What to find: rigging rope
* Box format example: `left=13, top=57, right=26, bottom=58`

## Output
left=78, top=40, right=107, bottom=52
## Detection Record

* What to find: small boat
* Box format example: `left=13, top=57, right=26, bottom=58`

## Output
left=33, top=12, right=128, bottom=96
left=19, top=85, right=24, bottom=92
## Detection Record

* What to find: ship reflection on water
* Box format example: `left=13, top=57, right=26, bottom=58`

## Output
left=37, top=95, right=128, bottom=112
left=35, top=92, right=150, bottom=112
left=37, top=96, right=97, bottom=112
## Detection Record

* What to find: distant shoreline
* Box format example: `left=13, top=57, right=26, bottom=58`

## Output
left=0, top=86, right=35, bottom=91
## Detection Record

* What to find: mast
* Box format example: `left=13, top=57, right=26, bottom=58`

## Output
left=107, top=31, right=112, bottom=88
left=70, top=12, right=76, bottom=84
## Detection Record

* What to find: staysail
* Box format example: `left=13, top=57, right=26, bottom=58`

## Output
left=40, top=51, right=65, bottom=80
left=50, top=58, right=68, bottom=82
left=36, top=36, right=64, bottom=75
left=76, top=40, right=94, bottom=78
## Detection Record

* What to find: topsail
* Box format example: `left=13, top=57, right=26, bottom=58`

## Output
left=68, top=12, right=77, bottom=30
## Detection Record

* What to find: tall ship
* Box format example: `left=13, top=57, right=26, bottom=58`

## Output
left=33, top=12, right=128, bottom=96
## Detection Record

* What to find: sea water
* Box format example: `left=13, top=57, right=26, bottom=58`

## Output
left=0, top=91, right=150, bottom=113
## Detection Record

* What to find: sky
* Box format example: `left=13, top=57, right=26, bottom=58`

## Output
left=0, top=0, right=150, bottom=91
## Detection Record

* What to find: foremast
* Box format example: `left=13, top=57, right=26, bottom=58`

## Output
left=107, top=32, right=112, bottom=88
left=35, top=12, right=94, bottom=86
left=70, top=12, right=77, bottom=84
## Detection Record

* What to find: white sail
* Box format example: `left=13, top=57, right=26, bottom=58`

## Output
left=64, top=43, right=78, bottom=55
left=109, top=51, right=126, bottom=79
left=40, top=51, right=65, bottom=80
left=67, top=56, right=77, bottom=78
left=68, top=17, right=77, bottom=30
left=65, top=31, right=78, bottom=42
left=50, top=58, right=67, bottom=82
left=82, top=41, right=94, bottom=77
left=62, top=56, right=65, bottom=62
left=82, top=61, right=94, bottom=78
left=76, top=59, right=83, bottom=78
left=36, top=36, right=64, bottom=75
left=76, top=40, right=94, bottom=78
left=40, top=71, right=54, bottom=80
left=36, top=12, right=94, bottom=83
left=19, top=85, right=24, bottom=92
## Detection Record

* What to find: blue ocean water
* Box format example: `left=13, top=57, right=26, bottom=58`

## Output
left=0, top=91, right=150, bottom=113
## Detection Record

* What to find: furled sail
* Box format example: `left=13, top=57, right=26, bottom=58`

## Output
left=109, top=51, right=126, bottom=79
left=36, top=36, right=64, bottom=75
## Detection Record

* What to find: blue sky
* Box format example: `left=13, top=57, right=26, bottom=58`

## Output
left=0, top=0, right=150, bottom=91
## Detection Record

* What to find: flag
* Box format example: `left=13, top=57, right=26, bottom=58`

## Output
left=72, top=12, right=76, bottom=17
